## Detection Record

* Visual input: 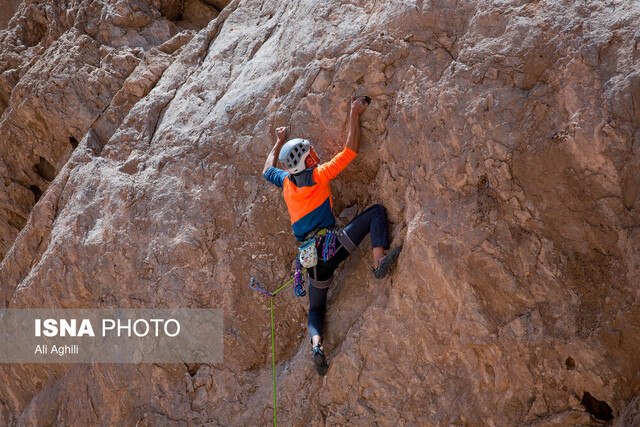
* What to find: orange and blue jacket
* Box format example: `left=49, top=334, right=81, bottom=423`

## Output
left=264, top=147, right=357, bottom=241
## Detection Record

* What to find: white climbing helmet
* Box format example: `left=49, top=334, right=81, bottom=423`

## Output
left=279, top=138, right=311, bottom=174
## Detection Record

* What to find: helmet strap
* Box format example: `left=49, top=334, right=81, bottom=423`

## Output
left=306, top=150, right=320, bottom=168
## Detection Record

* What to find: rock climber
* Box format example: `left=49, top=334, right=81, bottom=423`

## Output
left=262, top=95, right=401, bottom=376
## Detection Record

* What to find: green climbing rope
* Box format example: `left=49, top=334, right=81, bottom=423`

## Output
left=249, top=271, right=305, bottom=427
left=270, top=297, right=276, bottom=425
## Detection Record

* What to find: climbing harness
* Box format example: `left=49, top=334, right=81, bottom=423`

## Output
left=294, top=226, right=340, bottom=297
left=249, top=273, right=305, bottom=427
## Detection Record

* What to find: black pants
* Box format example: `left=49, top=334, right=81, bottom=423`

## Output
left=308, top=204, right=389, bottom=338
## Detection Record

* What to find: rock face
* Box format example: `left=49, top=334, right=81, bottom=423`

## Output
left=0, top=0, right=21, bottom=31
left=0, top=0, right=222, bottom=261
left=1, top=0, right=639, bottom=425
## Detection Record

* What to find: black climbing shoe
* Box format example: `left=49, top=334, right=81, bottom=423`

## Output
left=373, top=247, right=402, bottom=279
left=312, top=345, right=328, bottom=376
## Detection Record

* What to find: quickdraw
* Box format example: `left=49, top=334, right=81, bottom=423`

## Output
left=294, top=257, right=307, bottom=297
left=319, top=227, right=338, bottom=261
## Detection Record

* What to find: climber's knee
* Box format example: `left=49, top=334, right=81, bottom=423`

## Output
left=371, top=204, right=387, bottom=217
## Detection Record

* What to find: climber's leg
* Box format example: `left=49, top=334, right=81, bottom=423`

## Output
left=341, top=204, right=392, bottom=267
left=307, top=282, right=328, bottom=344
left=307, top=280, right=330, bottom=375
left=307, top=245, right=349, bottom=343
left=373, top=246, right=384, bottom=268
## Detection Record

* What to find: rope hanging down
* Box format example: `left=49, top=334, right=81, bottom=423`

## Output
left=249, top=272, right=306, bottom=427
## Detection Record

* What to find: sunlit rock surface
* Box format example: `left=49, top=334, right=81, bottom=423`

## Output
left=0, top=0, right=638, bottom=424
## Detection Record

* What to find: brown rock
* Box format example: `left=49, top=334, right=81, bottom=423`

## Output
left=0, top=0, right=203, bottom=260
left=0, top=0, right=21, bottom=31
left=1, top=0, right=639, bottom=425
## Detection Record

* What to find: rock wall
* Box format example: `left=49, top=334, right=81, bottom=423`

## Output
left=1, top=0, right=639, bottom=425
left=0, top=0, right=222, bottom=261
left=0, top=0, right=21, bottom=31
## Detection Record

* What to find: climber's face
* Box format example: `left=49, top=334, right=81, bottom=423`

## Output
left=305, top=147, right=320, bottom=169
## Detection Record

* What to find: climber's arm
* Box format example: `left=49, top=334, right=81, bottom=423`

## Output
left=315, top=96, right=369, bottom=183
left=345, top=96, right=370, bottom=154
left=262, top=126, right=287, bottom=176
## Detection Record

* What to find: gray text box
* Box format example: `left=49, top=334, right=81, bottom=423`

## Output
left=0, top=309, right=223, bottom=363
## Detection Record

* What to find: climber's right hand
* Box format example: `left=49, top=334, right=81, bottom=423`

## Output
left=350, top=96, right=369, bottom=116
